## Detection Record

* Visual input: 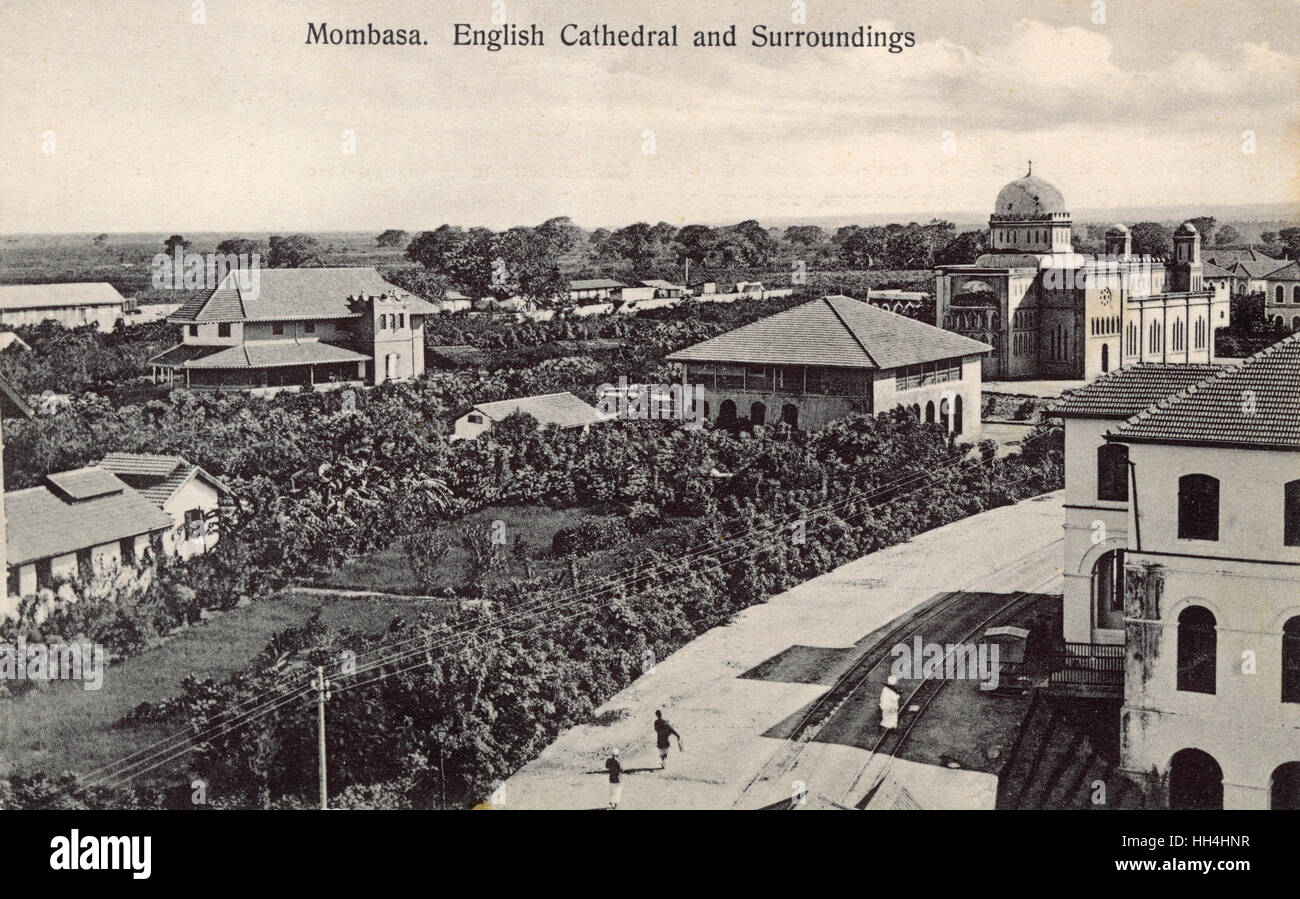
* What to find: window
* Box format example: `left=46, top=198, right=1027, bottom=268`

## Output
left=35, top=558, right=52, bottom=590
left=1277, top=286, right=1286, bottom=305
left=184, top=508, right=205, bottom=541
left=1293, top=286, right=1300, bottom=304
left=1092, top=549, right=1126, bottom=630
left=467, top=413, right=483, bottom=424
left=1178, top=474, right=1219, bottom=541
left=1101, top=343, right=1109, bottom=372
left=272, top=322, right=284, bottom=335
left=188, top=324, right=198, bottom=337
left=398, top=313, right=405, bottom=329
left=1283, top=617, right=1300, bottom=703
left=1286, top=480, right=1300, bottom=546
left=119, top=537, right=135, bottom=566
left=218, top=323, right=231, bottom=338
left=1176, top=605, right=1217, bottom=694
left=953, top=395, right=963, bottom=435
left=304, top=321, right=316, bottom=334
left=1097, top=444, right=1129, bottom=502
left=925, top=401, right=935, bottom=423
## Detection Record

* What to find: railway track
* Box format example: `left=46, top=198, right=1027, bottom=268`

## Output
left=731, top=539, right=1062, bottom=809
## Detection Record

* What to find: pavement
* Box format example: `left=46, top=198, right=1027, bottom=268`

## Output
left=497, top=491, right=1066, bottom=810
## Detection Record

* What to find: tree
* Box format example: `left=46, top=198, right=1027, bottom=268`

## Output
left=935, top=230, right=989, bottom=265
left=535, top=217, right=586, bottom=257
left=162, top=234, right=190, bottom=254
left=1128, top=222, right=1173, bottom=259
left=266, top=234, right=322, bottom=268
left=406, top=225, right=496, bottom=298
left=833, top=225, right=862, bottom=244
left=1277, top=227, right=1300, bottom=260
left=884, top=226, right=931, bottom=269
left=839, top=226, right=887, bottom=268
left=1187, top=216, right=1216, bottom=248
left=380, top=267, right=450, bottom=301
left=491, top=227, right=567, bottom=305
left=216, top=238, right=262, bottom=256
left=603, top=222, right=663, bottom=274
left=730, top=220, right=778, bottom=266
left=784, top=225, right=826, bottom=246
left=376, top=229, right=409, bottom=248
left=674, top=225, right=715, bottom=266
left=1215, top=224, right=1243, bottom=247
left=92, top=234, right=108, bottom=246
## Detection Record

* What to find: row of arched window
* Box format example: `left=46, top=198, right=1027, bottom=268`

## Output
left=1090, top=315, right=1119, bottom=336
left=378, top=313, right=406, bottom=330
left=897, top=396, right=964, bottom=434
left=1274, top=285, right=1300, bottom=304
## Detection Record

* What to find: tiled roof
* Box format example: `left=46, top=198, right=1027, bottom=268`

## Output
left=472, top=392, right=608, bottom=429
left=0, top=282, right=126, bottom=311
left=1050, top=363, right=1230, bottom=419
left=47, top=467, right=127, bottom=501
left=96, top=452, right=233, bottom=508
left=0, top=332, right=31, bottom=351
left=0, top=371, right=32, bottom=419
left=6, top=468, right=174, bottom=566
left=1201, top=262, right=1239, bottom=279
left=169, top=267, right=439, bottom=323
left=1234, top=259, right=1289, bottom=279
left=569, top=279, right=626, bottom=290
left=638, top=280, right=683, bottom=289
left=1110, top=334, right=1300, bottom=449
left=149, top=341, right=369, bottom=369
left=1263, top=261, right=1300, bottom=282
left=1206, top=248, right=1282, bottom=267
left=665, top=295, right=991, bottom=370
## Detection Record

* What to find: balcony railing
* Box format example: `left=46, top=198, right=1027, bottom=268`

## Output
left=1048, top=641, right=1124, bottom=694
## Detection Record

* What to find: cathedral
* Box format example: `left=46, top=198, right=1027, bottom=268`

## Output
left=934, top=166, right=1231, bottom=380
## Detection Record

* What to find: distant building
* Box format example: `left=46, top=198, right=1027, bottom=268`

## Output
left=1262, top=262, right=1300, bottom=330
left=568, top=279, right=625, bottom=303
left=4, top=467, right=174, bottom=610
left=0, top=282, right=127, bottom=333
left=935, top=166, right=1230, bottom=380
left=1200, top=262, right=1242, bottom=300
left=1231, top=257, right=1289, bottom=298
left=1050, top=339, right=1300, bottom=809
left=666, top=294, right=990, bottom=434
left=638, top=279, right=686, bottom=298
left=453, top=391, right=608, bottom=440
left=149, top=267, right=438, bottom=391
left=96, top=452, right=233, bottom=558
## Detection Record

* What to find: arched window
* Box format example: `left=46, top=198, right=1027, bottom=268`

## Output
left=953, top=395, right=963, bottom=435
left=1101, top=342, right=1109, bottom=372
left=1177, top=606, right=1217, bottom=694
left=939, top=397, right=951, bottom=432
left=750, top=402, right=766, bottom=426
left=1277, top=285, right=1286, bottom=305
left=1097, top=444, right=1128, bottom=501
left=1091, top=549, right=1126, bottom=630
left=1272, top=762, right=1300, bottom=810
left=1293, top=316, right=1300, bottom=331
left=1178, top=474, right=1219, bottom=541
left=384, top=353, right=397, bottom=381
left=1170, top=748, right=1223, bottom=809
left=911, top=403, right=921, bottom=420
left=1285, top=480, right=1300, bottom=546
left=1283, top=617, right=1300, bottom=704
left=718, top=399, right=737, bottom=426
left=925, top=401, right=935, bottom=423
left=1293, top=285, right=1300, bottom=304
left=780, top=403, right=799, bottom=428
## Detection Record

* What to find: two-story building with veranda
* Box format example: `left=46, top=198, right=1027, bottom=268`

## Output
left=149, top=267, right=437, bottom=390
left=935, top=166, right=1230, bottom=381
left=666, top=295, right=990, bottom=434
left=1054, top=338, right=1300, bottom=809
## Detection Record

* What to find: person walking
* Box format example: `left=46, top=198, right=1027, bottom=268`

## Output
left=653, top=709, right=683, bottom=769
left=605, top=748, right=624, bottom=809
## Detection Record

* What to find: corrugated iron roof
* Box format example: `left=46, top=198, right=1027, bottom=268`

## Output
left=569, top=279, right=626, bottom=290
left=168, top=267, right=439, bottom=323
left=472, top=392, right=607, bottom=429
left=1110, top=333, right=1300, bottom=449
left=665, top=295, right=990, bottom=370
left=6, top=469, right=175, bottom=566
left=1050, top=364, right=1230, bottom=419
left=0, top=282, right=126, bottom=311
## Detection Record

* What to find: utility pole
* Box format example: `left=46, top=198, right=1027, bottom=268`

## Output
left=313, top=665, right=331, bottom=810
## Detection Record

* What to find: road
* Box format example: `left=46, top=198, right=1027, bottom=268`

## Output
left=496, top=491, right=1065, bottom=810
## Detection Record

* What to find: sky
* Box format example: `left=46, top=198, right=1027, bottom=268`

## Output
left=1, top=0, right=1298, bottom=233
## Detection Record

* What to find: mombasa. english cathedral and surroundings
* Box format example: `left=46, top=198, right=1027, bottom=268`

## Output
left=0, top=0, right=1295, bottom=882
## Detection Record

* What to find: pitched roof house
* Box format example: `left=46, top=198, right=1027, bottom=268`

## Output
left=0, top=282, right=127, bottom=333
left=96, top=453, right=233, bottom=558
left=453, top=392, right=608, bottom=440
left=149, top=267, right=439, bottom=391
left=667, top=295, right=990, bottom=433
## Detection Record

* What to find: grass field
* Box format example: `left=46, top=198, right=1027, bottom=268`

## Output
left=0, top=591, right=446, bottom=781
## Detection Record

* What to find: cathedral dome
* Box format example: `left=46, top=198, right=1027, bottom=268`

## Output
left=994, top=167, right=1066, bottom=218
